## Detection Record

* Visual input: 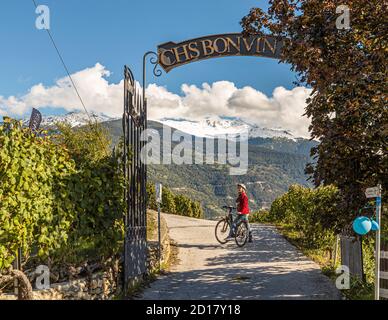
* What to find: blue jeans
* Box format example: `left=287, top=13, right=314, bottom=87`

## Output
left=230, top=213, right=251, bottom=236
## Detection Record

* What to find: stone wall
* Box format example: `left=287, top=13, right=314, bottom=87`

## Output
left=32, top=268, right=118, bottom=300
left=0, top=214, right=171, bottom=300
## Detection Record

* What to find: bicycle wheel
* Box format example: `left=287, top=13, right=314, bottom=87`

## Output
left=215, top=219, right=231, bottom=244
left=235, top=221, right=249, bottom=247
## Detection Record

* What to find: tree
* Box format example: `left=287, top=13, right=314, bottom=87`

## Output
left=269, top=184, right=340, bottom=248
left=175, top=195, right=194, bottom=217
left=242, top=0, right=387, bottom=227
left=146, top=183, right=158, bottom=211
left=161, top=188, right=176, bottom=214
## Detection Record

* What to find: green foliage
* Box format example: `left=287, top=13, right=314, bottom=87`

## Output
left=55, top=122, right=111, bottom=163
left=174, top=194, right=203, bottom=219
left=161, top=187, right=176, bottom=215
left=146, top=182, right=203, bottom=219
left=0, top=119, right=125, bottom=271
left=343, top=277, right=375, bottom=300
left=54, top=122, right=125, bottom=263
left=241, top=0, right=387, bottom=227
left=189, top=201, right=204, bottom=219
left=174, top=195, right=189, bottom=217
left=267, top=184, right=382, bottom=299
left=0, top=119, right=77, bottom=269
left=249, top=209, right=271, bottom=223
left=146, top=183, right=157, bottom=211
left=268, top=184, right=340, bottom=249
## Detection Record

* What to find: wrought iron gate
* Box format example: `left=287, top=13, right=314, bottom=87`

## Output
left=123, top=66, right=147, bottom=291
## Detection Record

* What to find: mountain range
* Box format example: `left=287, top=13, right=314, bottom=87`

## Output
left=20, top=111, right=317, bottom=218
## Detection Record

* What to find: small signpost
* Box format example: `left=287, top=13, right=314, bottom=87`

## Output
left=29, top=108, right=42, bottom=131
left=156, top=183, right=163, bottom=268
left=365, top=187, right=380, bottom=199
left=365, top=184, right=383, bottom=300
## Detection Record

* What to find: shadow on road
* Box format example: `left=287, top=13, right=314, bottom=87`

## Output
left=140, top=224, right=340, bottom=300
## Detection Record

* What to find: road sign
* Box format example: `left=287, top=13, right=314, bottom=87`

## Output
left=155, top=183, right=163, bottom=269
left=156, top=183, right=162, bottom=204
left=365, top=186, right=381, bottom=198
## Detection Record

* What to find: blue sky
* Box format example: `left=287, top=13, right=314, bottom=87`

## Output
left=0, top=1, right=311, bottom=136
left=0, top=0, right=296, bottom=95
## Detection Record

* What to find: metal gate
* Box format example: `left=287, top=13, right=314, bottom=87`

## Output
left=122, top=65, right=147, bottom=291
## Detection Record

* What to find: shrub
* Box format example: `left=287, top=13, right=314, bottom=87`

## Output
left=268, top=184, right=340, bottom=249
left=249, top=209, right=272, bottom=223
left=0, top=119, right=77, bottom=270
left=161, top=187, right=176, bottom=215
left=54, top=122, right=125, bottom=263
left=147, top=183, right=204, bottom=219
left=0, top=119, right=125, bottom=271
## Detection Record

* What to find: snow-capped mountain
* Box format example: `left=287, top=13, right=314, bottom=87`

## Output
left=22, top=111, right=301, bottom=141
left=157, top=117, right=298, bottom=140
left=23, top=111, right=118, bottom=128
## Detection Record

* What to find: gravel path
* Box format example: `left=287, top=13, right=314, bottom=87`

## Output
left=139, top=214, right=341, bottom=300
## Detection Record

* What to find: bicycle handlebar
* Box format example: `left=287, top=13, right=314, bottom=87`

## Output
left=222, top=206, right=236, bottom=210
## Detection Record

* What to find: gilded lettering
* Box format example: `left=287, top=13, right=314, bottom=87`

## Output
left=160, top=49, right=176, bottom=66
left=226, top=37, right=241, bottom=53
left=242, top=37, right=256, bottom=52
left=213, top=37, right=228, bottom=54
left=188, top=42, right=200, bottom=58
left=256, top=37, right=263, bottom=53
left=173, top=44, right=190, bottom=63
left=263, top=38, right=277, bottom=54
left=157, top=34, right=283, bottom=72
left=201, top=39, right=215, bottom=56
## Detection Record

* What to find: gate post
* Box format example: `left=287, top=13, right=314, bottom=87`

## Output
left=122, top=54, right=162, bottom=295
left=122, top=66, right=148, bottom=294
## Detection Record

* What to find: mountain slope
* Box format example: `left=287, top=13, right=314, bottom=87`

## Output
left=21, top=112, right=315, bottom=218
left=103, top=118, right=315, bottom=218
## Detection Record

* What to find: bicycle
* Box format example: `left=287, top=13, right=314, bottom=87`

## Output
left=215, top=206, right=249, bottom=247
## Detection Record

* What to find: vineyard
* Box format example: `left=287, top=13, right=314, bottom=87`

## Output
left=0, top=119, right=202, bottom=299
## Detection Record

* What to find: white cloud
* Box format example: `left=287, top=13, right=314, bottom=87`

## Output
left=147, top=81, right=312, bottom=137
left=0, top=63, right=123, bottom=117
left=0, top=63, right=312, bottom=137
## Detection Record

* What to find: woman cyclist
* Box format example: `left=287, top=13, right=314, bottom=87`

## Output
left=227, top=183, right=253, bottom=242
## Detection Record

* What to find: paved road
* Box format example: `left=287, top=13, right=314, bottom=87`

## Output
left=139, top=214, right=341, bottom=300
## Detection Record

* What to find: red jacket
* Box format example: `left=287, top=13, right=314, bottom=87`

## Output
left=236, top=192, right=250, bottom=215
